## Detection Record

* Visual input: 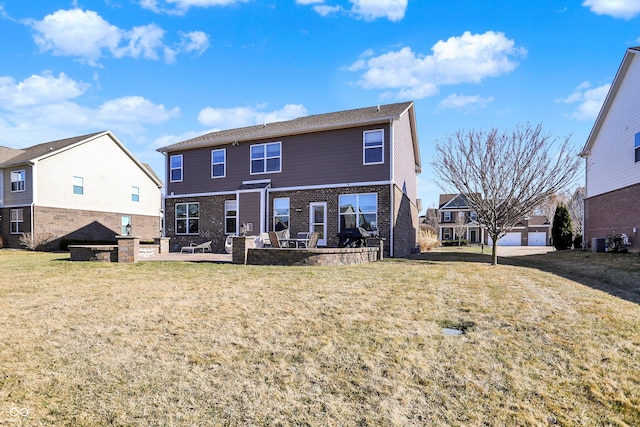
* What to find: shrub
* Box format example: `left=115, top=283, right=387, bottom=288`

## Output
left=552, top=203, right=573, bottom=250
left=573, top=234, right=583, bottom=249
left=442, top=239, right=469, bottom=247
left=19, top=232, right=58, bottom=251
left=418, top=229, right=441, bottom=252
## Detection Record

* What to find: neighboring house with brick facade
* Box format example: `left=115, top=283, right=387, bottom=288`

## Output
left=438, top=193, right=550, bottom=246
left=0, top=131, right=163, bottom=250
left=158, top=102, right=422, bottom=257
left=580, top=46, right=640, bottom=250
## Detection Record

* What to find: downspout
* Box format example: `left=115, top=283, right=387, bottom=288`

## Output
left=389, top=118, right=394, bottom=257
left=161, top=152, right=167, bottom=237
left=29, top=161, right=37, bottom=244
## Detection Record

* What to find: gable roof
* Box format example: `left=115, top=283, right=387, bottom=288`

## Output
left=0, top=132, right=104, bottom=167
left=580, top=46, right=640, bottom=157
left=0, top=131, right=163, bottom=188
left=158, top=101, right=421, bottom=171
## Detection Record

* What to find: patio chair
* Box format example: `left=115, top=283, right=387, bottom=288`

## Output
left=296, top=232, right=310, bottom=248
left=268, top=231, right=283, bottom=248
left=307, top=232, right=320, bottom=249
left=180, top=240, right=212, bottom=253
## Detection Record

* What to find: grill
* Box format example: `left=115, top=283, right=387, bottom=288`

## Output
left=337, top=227, right=374, bottom=248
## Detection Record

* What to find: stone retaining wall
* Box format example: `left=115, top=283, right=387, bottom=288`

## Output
left=246, top=247, right=380, bottom=266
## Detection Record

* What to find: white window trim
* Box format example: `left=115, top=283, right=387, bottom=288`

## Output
left=250, top=142, right=282, bottom=175
left=273, top=197, right=290, bottom=231
left=443, top=211, right=451, bottom=222
left=363, top=129, right=384, bottom=165
left=131, top=186, right=140, bottom=202
left=170, top=154, right=183, bottom=183
left=225, top=200, right=237, bottom=235
left=10, top=208, right=23, bottom=234
left=10, top=170, right=25, bottom=193
left=73, top=176, right=84, bottom=195
left=338, top=192, right=378, bottom=232
left=212, top=149, right=226, bottom=178
left=175, top=202, right=199, bottom=235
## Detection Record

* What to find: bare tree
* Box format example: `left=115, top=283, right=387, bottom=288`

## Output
left=567, top=186, right=585, bottom=237
left=454, top=211, right=467, bottom=247
left=432, top=123, right=582, bottom=265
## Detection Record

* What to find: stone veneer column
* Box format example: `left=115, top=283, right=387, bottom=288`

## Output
left=116, top=236, right=140, bottom=263
left=232, top=236, right=256, bottom=265
left=154, top=237, right=170, bottom=254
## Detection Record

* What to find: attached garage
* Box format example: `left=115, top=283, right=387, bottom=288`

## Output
left=488, top=232, right=522, bottom=246
left=528, top=232, right=547, bottom=246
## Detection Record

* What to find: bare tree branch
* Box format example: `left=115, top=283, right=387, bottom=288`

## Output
left=432, top=123, right=583, bottom=265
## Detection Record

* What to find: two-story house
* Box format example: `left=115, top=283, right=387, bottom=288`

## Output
left=438, top=193, right=550, bottom=246
left=157, top=102, right=421, bottom=257
left=580, top=46, right=640, bottom=250
left=437, top=193, right=483, bottom=243
left=0, top=131, right=163, bottom=250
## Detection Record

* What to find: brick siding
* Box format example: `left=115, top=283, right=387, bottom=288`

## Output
left=584, top=183, right=640, bottom=250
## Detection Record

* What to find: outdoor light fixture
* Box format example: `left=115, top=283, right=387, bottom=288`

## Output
left=125, top=223, right=132, bottom=236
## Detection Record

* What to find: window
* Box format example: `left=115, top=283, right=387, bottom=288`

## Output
left=131, top=186, right=139, bottom=202
left=251, top=142, right=281, bottom=174
left=10, top=209, right=23, bottom=234
left=73, top=176, right=84, bottom=195
left=635, top=132, right=640, bottom=163
left=363, top=130, right=384, bottom=165
left=443, top=228, right=451, bottom=240
left=443, top=211, right=451, bottom=222
left=339, top=193, right=377, bottom=232
left=225, top=200, right=237, bottom=235
left=273, top=198, right=289, bottom=231
left=170, top=155, right=183, bottom=182
left=176, top=202, right=199, bottom=234
left=10, top=170, right=25, bottom=192
left=470, top=211, right=477, bottom=221
left=212, top=149, right=226, bottom=178
left=121, top=215, right=132, bottom=235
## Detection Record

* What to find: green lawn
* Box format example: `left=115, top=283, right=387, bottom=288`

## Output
left=0, top=249, right=638, bottom=426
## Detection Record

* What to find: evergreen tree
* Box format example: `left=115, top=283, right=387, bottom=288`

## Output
left=552, top=203, right=573, bottom=250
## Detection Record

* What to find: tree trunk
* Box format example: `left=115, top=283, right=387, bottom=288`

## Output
left=491, top=238, right=498, bottom=265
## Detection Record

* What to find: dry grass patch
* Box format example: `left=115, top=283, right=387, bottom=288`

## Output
left=0, top=250, right=639, bottom=425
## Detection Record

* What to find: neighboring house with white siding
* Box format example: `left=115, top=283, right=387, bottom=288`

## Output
left=0, top=131, right=163, bottom=249
left=158, top=102, right=421, bottom=257
left=580, top=46, right=640, bottom=250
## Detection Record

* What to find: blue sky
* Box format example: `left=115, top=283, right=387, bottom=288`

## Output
left=1, top=0, right=639, bottom=211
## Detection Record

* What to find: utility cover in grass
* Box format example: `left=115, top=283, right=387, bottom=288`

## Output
left=442, top=328, right=464, bottom=336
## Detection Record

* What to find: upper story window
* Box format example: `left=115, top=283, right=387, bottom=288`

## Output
left=443, top=211, right=452, bottom=222
left=251, top=142, right=281, bottom=174
left=339, top=193, right=377, bottom=232
left=170, top=155, right=183, bottom=182
left=635, top=132, right=640, bottom=163
left=225, top=200, right=237, bottom=235
left=363, top=130, right=384, bottom=165
left=176, top=202, right=199, bottom=234
left=212, top=149, right=226, bottom=178
left=73, top=176, right=84, bottom=195
left=470, top=211, right=477, bottom=221
left=273, top=197, right=289, bottom=231
left=131, top=186, right=140, bottom=202
left=10, top=170, right=25, bottom=192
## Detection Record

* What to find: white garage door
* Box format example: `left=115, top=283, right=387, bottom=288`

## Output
left=488, top=232, right=522, bottom=246
left=528, top=232, right=547, bottom=246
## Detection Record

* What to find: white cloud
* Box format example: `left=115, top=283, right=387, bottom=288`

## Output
left=349, top=31, right=526, bottom=99
left=350, top=0, right=407, bottom=22
left=27, top=9, right=209, bottom=66
left=438, top=93, right=495, bottom=111
left=152, top=129, right=217, bottom=148
left=582, top=0, right=640, bottom=19
left=0, top=71, right=89, bottom=109
left=140, top=0, right=249, bottom=15
left=197, top=104, right=308, bottom=128
left=298, top=0, right=407, bottom=21
left=558, top=81, right=611, bottom=121
left=0, top=71, right=180, bottom=148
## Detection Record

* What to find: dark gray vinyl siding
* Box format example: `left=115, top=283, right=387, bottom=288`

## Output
left=166, top=124, right=391, bottom=195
